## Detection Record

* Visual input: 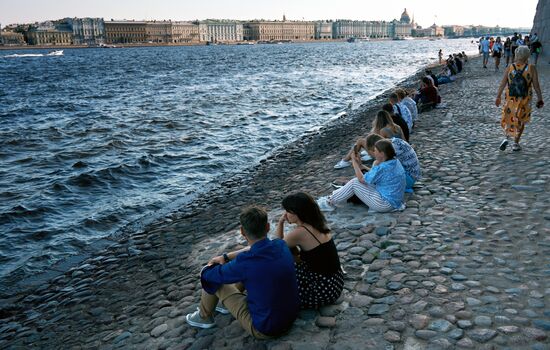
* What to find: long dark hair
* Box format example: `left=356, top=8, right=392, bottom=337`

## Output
left=372, top=110, right=397, bottom=134
left=282, top=192, right=330, bottom=234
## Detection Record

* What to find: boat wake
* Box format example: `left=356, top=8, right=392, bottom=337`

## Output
left=4, top=50, right=63, bottom=58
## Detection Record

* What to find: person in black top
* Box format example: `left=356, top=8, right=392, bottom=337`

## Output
left=275, top=192, right=344, bottom=309
left=382, top=103, right=410, bottom=142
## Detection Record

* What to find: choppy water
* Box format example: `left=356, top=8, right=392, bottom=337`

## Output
left=0, top=39, right=478, bottom=282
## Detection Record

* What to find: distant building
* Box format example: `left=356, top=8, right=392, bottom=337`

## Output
left=392, top=20, right=412, bottom=38
left=443, top=25, right=465, bottom=37
left=315, top=21, right=333, bottom=40
left=245, top=20, right=315, bottom=41
left=26, top=21, right=73, bottom=45
left=400, top=8, right=411, bottom=24
left=333, top=20, right=371, bottom=39
left=146, top=21, right=172, bottom=43
left=172, top=22, right=199, bottom=43
left=199, top=21, right=243, bottom=42
left=105, top=20, right=147, bottom=44
left=413, top=23, right=444, bottom=37
left=64, top=18, right=105, bottom=45
left=0, top=31, right=26, bottom=45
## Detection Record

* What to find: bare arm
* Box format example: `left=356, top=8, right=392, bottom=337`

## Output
left=275, top=213, right=286, bottom=239
left=531, top=65, right=544, bottom=105
left=350, top=151, right=366, bottom=183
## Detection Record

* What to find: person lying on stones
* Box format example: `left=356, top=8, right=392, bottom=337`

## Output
left=275, top=192, right=344, bottom=309
left=389, top=92, right=413, bottom=133
left=414, top=77, right=441, bottom=113
left=333, top=133, right=420, bottom=193
left=186, top=206, right=299, bottom=339
left=333, top=110, right=404, bottom=169
left=318, top=139, right=406, bottom=213
left=396, top=88, right=418, bottom=128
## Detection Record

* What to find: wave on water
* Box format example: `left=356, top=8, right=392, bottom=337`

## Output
left=0, top=39, right=480, bottom=287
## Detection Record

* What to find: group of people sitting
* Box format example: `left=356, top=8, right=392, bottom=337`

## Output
left=184, top=55, right=465, bottom=339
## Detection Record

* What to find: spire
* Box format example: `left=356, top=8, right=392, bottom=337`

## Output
left=283, top=13, right=286, bottom=22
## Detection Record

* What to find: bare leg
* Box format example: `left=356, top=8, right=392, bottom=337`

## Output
left=343, top=137, right=366, bottom=161
left=514, top=123, right=525, bottom=144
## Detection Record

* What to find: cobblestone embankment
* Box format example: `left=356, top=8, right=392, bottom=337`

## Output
left=1, top=58, right=549, bottom=350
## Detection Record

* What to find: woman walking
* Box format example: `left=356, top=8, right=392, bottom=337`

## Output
left=495, top=46, right=544, bottom=151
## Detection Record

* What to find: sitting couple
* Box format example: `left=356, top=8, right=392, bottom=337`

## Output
left=321, top=133, right=421, bottom=212
left=186, top=196, right=343, bottom=338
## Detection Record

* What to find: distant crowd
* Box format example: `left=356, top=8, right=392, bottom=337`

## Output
left=478, top=32, right=543, bottom=70
left=182, top=49, right=473, bottom=339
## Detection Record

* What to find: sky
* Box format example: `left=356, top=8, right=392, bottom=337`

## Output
left=0, top=0, right=539, bottom=28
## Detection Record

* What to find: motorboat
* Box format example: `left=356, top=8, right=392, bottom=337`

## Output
left=47, top=50, right=63, bottom=56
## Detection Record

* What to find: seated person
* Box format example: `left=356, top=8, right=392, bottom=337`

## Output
left=365, top=133, right=421, bottom=192
left=436, top=66, right=456, bottom=85
left=414, top=77, right=441, bottom=113
left=454, top=54, right=463, bottom=72
left=396, top=88, right=418, bottom=126
left=334, top=110, right=404, bottom=169
left=425, top=69, right=439, bottom=87
left=276, top=192, right=344, bottom=309
left=461, top=51, right=468, bottom=62
left=186, top=206, right=299, bottom=339
left=318, top=139, right=406, bottom=213
left=390, top=92, right=413, bottom=133
left=382, top=103, right=409, bottom=142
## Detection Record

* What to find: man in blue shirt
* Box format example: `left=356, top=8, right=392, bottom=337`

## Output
left=186, top=206, right=299, bottom=339
left=480, top=36, right=491, bottom=68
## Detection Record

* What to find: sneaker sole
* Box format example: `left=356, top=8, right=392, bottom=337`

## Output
left=334, top=164, right=351, bottom=169
left=499, top=141, right=508, bottom=151
left=186, top=314, right=216, bottom=329
left=215, top=306, right=230, bottom=314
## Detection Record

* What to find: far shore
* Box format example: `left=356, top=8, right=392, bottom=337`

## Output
left=0, top=36, right=467, bottom=51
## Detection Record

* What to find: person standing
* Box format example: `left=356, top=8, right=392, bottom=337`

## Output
left=503, top=37, right=512, bottom=67
left=480, top=36, right=491, bottom=68
left=510, top=32, right=519, bottom=62
left=438, top=49, right=443, bottom=64
left=495, top=46, right=544, bottom=151
left=492, top=37, right=504, bottom=70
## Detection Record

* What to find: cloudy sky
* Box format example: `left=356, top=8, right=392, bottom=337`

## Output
left=0, top=0, right=539, bottom=28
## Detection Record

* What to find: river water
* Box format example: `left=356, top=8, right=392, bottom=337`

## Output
left=0, top=39, right=478, bottom=283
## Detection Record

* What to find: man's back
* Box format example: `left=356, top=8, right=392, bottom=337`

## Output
left=202, top=238, right=299, bottom=335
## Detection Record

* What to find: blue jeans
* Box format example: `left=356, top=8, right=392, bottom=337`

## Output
left=405, top=174, right=415, bottom=193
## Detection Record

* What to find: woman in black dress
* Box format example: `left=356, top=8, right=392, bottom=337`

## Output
left=275, top=192, right=344, bottom=308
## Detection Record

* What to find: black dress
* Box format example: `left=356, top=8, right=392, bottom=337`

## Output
left=296, top=226, right=344, bottom=309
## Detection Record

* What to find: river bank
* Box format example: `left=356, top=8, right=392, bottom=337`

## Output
left=0, top=36, right=451, bottom=51
left=2, top=56, right=549, bottom=349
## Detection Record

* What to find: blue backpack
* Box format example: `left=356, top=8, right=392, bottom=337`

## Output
left=508, top=64, right=529, bottom=98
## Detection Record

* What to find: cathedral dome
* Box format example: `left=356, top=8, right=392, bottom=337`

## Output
left=400, top=8, right=411, bottom=24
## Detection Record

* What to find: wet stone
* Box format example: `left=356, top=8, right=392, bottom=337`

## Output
left=415, top=330, right=437, bottom=340
left=367, top=303, right=389, bottom=316
left=315, top=316, right=336, bottom=328
left=427, top=319, right=452, bottom=332
left=410, top=314, right=430, bottom=330
left=468, top=328, right=497, bottom=343
left=474, top=316, right=492, bottom=327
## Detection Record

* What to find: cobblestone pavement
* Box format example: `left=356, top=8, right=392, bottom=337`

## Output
left=1, top=59, right=549, bottom=350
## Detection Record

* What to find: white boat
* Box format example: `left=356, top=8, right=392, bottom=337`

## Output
left=47, top=50, right=63, bottom=56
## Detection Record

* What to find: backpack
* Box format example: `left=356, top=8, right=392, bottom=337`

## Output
left=508, top=64, right=529, bottom=98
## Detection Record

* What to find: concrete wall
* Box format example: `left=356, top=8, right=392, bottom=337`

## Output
left=532, top=0, right=549, bottom=60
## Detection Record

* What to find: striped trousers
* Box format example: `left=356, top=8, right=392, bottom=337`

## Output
left=330, top=178, right=393, bottom=212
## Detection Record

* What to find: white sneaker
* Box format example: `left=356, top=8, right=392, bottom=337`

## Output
left=215, top=304, right=230, bottom=314
left=334, top=159, right=351, bottom=169
left=361, top=154, right=373, bottom=161
left=512, top=143, right=521, bottom=151
left=317, top=196, right=335, bottom=212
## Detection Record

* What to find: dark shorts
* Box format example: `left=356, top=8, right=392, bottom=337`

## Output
left=493, top=51, right=501, bottom=58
